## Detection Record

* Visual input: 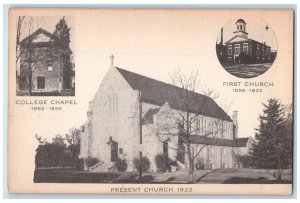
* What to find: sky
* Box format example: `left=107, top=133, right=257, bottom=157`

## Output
left=216, top=16, right=278, bottom=51
left=12, top=9, right=293, bottom=143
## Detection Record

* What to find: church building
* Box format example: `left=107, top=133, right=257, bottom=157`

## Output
left=17, top=18, right=74, bottom=96
left=217, top=19, right=274, bottom=64
left=80, top=59, right=243, bottom=172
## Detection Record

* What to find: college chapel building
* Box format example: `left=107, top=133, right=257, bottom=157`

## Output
left=79, top=61, right=249, bottom=172
left=17, top=18, right=74, bottom=95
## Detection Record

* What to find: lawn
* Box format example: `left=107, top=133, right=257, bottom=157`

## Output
left=196, top=168, right=292, bottom=184
left=34, top=168, right=292, bottom=184
left=222, top=63, right=272, bottom=78
left=112, top=170, right=212, bottom=184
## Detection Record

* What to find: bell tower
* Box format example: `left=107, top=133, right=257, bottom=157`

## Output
left=233, top=19, right=248, bottom=38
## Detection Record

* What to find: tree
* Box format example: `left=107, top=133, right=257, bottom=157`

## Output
left=150, top=69, right=228, bottom=183
left=52, top=134, right=66, bottom=146
left=250, top=99, right=292, bottom=180
left=35, top=128, right=82, bottom=169
left=16, top=16, right=34, bottom=94
left=65, top=128, right=80, bottom=146
left=65, top=128, right=81, bottom=167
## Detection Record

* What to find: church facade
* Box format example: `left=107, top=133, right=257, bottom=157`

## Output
left=217, top=19, right=274, bottom=64
left=80, top=63, right=242, bottom=172
left=17, top=18, right=75, bottom=96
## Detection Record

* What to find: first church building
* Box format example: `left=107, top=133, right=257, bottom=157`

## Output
left=80, top=58, right=242, bottom=172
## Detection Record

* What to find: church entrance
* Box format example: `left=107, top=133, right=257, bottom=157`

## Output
left=163, top=141, right=170, bottom=172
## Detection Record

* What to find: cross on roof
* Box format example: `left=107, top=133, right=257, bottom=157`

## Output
left=110, top=54, right=114, bottom=65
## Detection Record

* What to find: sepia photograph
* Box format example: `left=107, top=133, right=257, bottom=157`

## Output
left=216, top=17, right=278, bottom=78
left=34, top=61, right=292, bottom=184
left=7, top=8, right=294, bottom=195
left=16, top=16, right=75, bottom=96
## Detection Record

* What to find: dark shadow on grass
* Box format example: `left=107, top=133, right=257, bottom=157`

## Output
left=166, top=177, right=176, bottom=182
left=223, top=177, right=292, bottom=184
left=195, top=170, right=219, bottom=183
left=112, top=173, right=139, bottom=183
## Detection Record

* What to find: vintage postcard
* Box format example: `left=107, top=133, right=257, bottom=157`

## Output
left=8, top=8, right=294, bottom=195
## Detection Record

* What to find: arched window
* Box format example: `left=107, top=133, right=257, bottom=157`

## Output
left=114, top=93, right=118, bottom=117
left=107, top=87, right=118, bottom=119
left=108, top=95, right=111, bottom=117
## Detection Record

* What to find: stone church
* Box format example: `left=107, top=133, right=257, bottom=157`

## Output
left=80, top=60, right=243, bottom=172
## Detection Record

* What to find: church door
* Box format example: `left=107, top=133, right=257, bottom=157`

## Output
left=111, top=142, right=118, bottom=162
left=163, top=141, right=170, bottom=171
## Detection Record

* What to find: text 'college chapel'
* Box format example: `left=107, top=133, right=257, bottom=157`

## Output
left=79, top=60, right=252, bottom=172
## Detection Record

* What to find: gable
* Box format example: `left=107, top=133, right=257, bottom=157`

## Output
left=93, top=66, right=134, bottom=100
left=20, top=28, right=56, bottom=46
left=142, top=108, right=160, bottom=124
left=116, top=67, right=232, bottom=121
left=225, top=36, right=249, bottom=44
left=31, top=33, right=52, bottom=43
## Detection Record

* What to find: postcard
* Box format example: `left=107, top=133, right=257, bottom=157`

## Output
left=8, top=8, right=293, bottom=195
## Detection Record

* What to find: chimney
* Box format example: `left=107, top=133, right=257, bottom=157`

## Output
left=232, top=111, right=238, bottom=139
left=220, top=28, right=223, bottom=45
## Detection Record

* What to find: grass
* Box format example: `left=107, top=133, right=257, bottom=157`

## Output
left=196, top=168, right=292, bottom=184
left=34, top=168, right=292, bottom=184
left=221, top=63, right=272, bottom=78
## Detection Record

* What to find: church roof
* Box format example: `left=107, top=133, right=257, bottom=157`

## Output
left=190, top=136, right=252, bottom=147
left=236, top=19, right=246, bottom=24
left=225, top=35, right=271, bottom=48
left=190, top=135, right=234, bottom=147
left=234, top=137, right=251, bottom=147
left=142, top=108, right=161, bottom=124
left=20, top=28, right=57, bottom=46
left=116, top=67, right=232, bottom=121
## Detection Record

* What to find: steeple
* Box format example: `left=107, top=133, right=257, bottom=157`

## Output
left=233, top=19, right=248, bottom=38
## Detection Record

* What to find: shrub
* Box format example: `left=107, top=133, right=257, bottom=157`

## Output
left=133, top=156, right=151, bottom=172
left=115, top=158, right=128, bottom=172
left=155, top=153, right=173, bottom=172
left=86, top=157, right=99, bottom=167
left=76, top=158, right=84, bottom=171
left=236, top=155, right=251, bottom=168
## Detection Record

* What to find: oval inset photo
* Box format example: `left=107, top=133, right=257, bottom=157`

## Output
left=216, top=17, right=278, bottom=78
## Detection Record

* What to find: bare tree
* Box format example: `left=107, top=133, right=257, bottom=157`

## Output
left=16, top=16, right=25, bottom=90
left=16, top=17, right=35, bottom=95
left=65, top=128, right=81, bottom=146
left=150, top=69, right=229, bottom=183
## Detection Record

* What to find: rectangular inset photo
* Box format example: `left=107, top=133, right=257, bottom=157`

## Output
left=16, top=16, right=75, bottom=96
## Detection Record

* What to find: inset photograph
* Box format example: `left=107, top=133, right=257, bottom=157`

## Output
left=16, top=16, right=75, bottom=96
left=216, top=17, right=277, bottom=78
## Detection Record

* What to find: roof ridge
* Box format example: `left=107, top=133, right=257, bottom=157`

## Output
left=115, top=66, right=232, bottom=121
left=115, top=66, right=212, bottom=101
left=20, top=27, right=56, bottom=44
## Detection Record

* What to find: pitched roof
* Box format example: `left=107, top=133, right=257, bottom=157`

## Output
left=234, top=137, right=250, bottom=147
left=116, top=67, right=232, bottom=121
left=142, top=108, right=160, bottom=124
left=20, top=28, right=57, bottom=46
left=225, top=35, right=271, bottom=48
left=190, top=135, right=234, bottom=147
